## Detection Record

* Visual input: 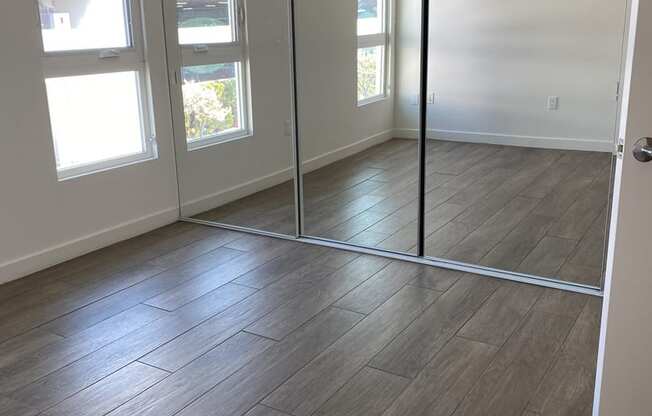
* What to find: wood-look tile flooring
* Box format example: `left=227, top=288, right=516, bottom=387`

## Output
left=0, top=222, right=601, bottom=416
left=195, top=139, right=613, bottom=287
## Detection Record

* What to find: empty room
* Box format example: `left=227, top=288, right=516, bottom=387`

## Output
left=0, top=0, right=651, bottom=415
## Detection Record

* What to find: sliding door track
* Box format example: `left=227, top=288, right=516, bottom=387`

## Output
left=181, top=217, right=603, bottom=297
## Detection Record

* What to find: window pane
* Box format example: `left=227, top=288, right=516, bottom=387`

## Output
left=182, top=63, right=243, bottom=144
left=177, top=0, right=234, bottom=45
left=38, top=0, right=131, bottom=52
left=358, top=46, right=384, bottom=102
left=45, top=72, right=146, bottom=172
left=358, top=0, right=383, bottom=36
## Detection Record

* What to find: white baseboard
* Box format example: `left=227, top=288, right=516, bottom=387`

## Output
left=302, top=129, right=394, bottom=172
left=0, top=207, right=180, bottom=285
left=394, top=128, right=614, bottom=152
left=182, top=129, right=394, bottom=217
left=181, top=167, right=295, bottom=217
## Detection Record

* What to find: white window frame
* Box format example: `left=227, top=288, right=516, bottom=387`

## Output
left=38, top=0, right=157, bottom=181
left=356, top=0, right=391, bottom=107
left=172, top=0, right=253, bottom=151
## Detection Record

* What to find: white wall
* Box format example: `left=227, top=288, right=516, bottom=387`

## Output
left=177, top=0, right=396, bottom=215
left=395, top=0, right=627, bottom=151
left=0, top=1, right=180, bottom=283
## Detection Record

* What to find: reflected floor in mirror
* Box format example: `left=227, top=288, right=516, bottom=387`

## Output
left=194, top=138, right=612, bottom=287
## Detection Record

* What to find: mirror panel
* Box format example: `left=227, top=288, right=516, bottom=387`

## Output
left=170, top=0, right=298, bottom=236
left=422, top=0, right=623, bottom=288
left=297, top=0, right=422, bottom=253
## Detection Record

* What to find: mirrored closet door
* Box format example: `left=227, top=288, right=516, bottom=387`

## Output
left=295, top=0, right=422, bottom=254
left=166, top=0, right=297, bottom=236
left=167, top=0, right=624, bottom=293
left=421, top=0, right=625, bottom=289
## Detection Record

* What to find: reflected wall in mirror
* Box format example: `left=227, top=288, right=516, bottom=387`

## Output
left=421, top=0, right=624, bottom=288
left=168, top=0, right=297, bottom=236
left=297, top=0, right=422, bottom=253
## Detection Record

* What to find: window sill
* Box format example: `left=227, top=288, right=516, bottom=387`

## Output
left=357, top=94, right=389, bottom=107
left=187, top=129, right=253, bottom=152
left=57, top=151, right=158, bottom=182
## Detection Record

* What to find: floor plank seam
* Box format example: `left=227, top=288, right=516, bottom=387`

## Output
left=135, top=360, right=173, bottom=374
left=444, top=287, right=550, bottom=416
left=241, top=330, right=282, bottom=343
left=523, top=296, right=591, bottom=415
left=364, top=363, right=415, bottom=381
left=174, top=308, right=361, bottom=416
left=19, top=240, right=244, bottom=340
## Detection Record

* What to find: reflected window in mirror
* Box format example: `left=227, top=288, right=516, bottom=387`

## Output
left=357, top=0, right=389, bottom=105
left=177, top=0, right=252, bottom=150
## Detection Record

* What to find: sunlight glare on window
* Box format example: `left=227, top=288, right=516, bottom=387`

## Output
left=45, top=72, right=146, bottom=171
left=38, top=0, right=131, bottom=52
left=357, top=0, right=382, bottom=36
left=177, top=0, right=234, bottom=45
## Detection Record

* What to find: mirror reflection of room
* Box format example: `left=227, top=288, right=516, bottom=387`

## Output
left=175, top=0, right=625, bottom=289
left=419, top=0, right=623, bottom=287
left=174, top=0, right=298, bottom=236
left=297, top=0, right=419, bottom=252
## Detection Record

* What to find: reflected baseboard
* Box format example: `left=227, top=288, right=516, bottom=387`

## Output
left=180, top=129, right=394, bottom=217
left=301, top=129, right=394, bottom=172
left=394, top=128, right=614, bottom=153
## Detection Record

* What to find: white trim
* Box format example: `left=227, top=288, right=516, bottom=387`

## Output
left=593, top=0, right=637, bottom=412
left=0, top=207, right=179, bottom=285
left=182, top=167, right=294, bottom=217
left=181, top=129, right=394, bottom=216
left=179, top=220, right=603, bottom=297
left=394, top=128, right=615, bottom=153
left=302, top=129, right=393, bottom=172
left=358, top=33, right=388, bottom=48
left=357, top=93, right=389, bottom=107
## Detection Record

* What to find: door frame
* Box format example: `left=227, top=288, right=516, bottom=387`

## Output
left=593, top=0, right=652, bottom=413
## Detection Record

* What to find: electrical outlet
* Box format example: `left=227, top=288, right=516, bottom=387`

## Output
left=547, top=96, right=560, bottom=111
left=428, top=92, right=436, bottom=104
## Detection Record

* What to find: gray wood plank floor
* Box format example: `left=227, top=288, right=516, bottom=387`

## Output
left=194, top=139, right=612, bottom=287
left=0, top=223, right=601, bottom=415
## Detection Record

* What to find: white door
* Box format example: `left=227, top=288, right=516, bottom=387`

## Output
left=594, top=0, right=652, bottom=414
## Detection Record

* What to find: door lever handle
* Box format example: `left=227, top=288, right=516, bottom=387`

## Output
left=633, top=138, right=652, bottom=162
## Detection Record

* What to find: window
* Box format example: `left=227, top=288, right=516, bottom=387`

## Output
left=357, top=0, right=389, bottom=105
left=38, top=0, right=156, bottom=180
left=175, top=0, right=251, bottom=150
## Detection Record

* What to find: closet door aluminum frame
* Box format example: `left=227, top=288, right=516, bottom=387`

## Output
left=179, top=0, right=604, bottom=298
